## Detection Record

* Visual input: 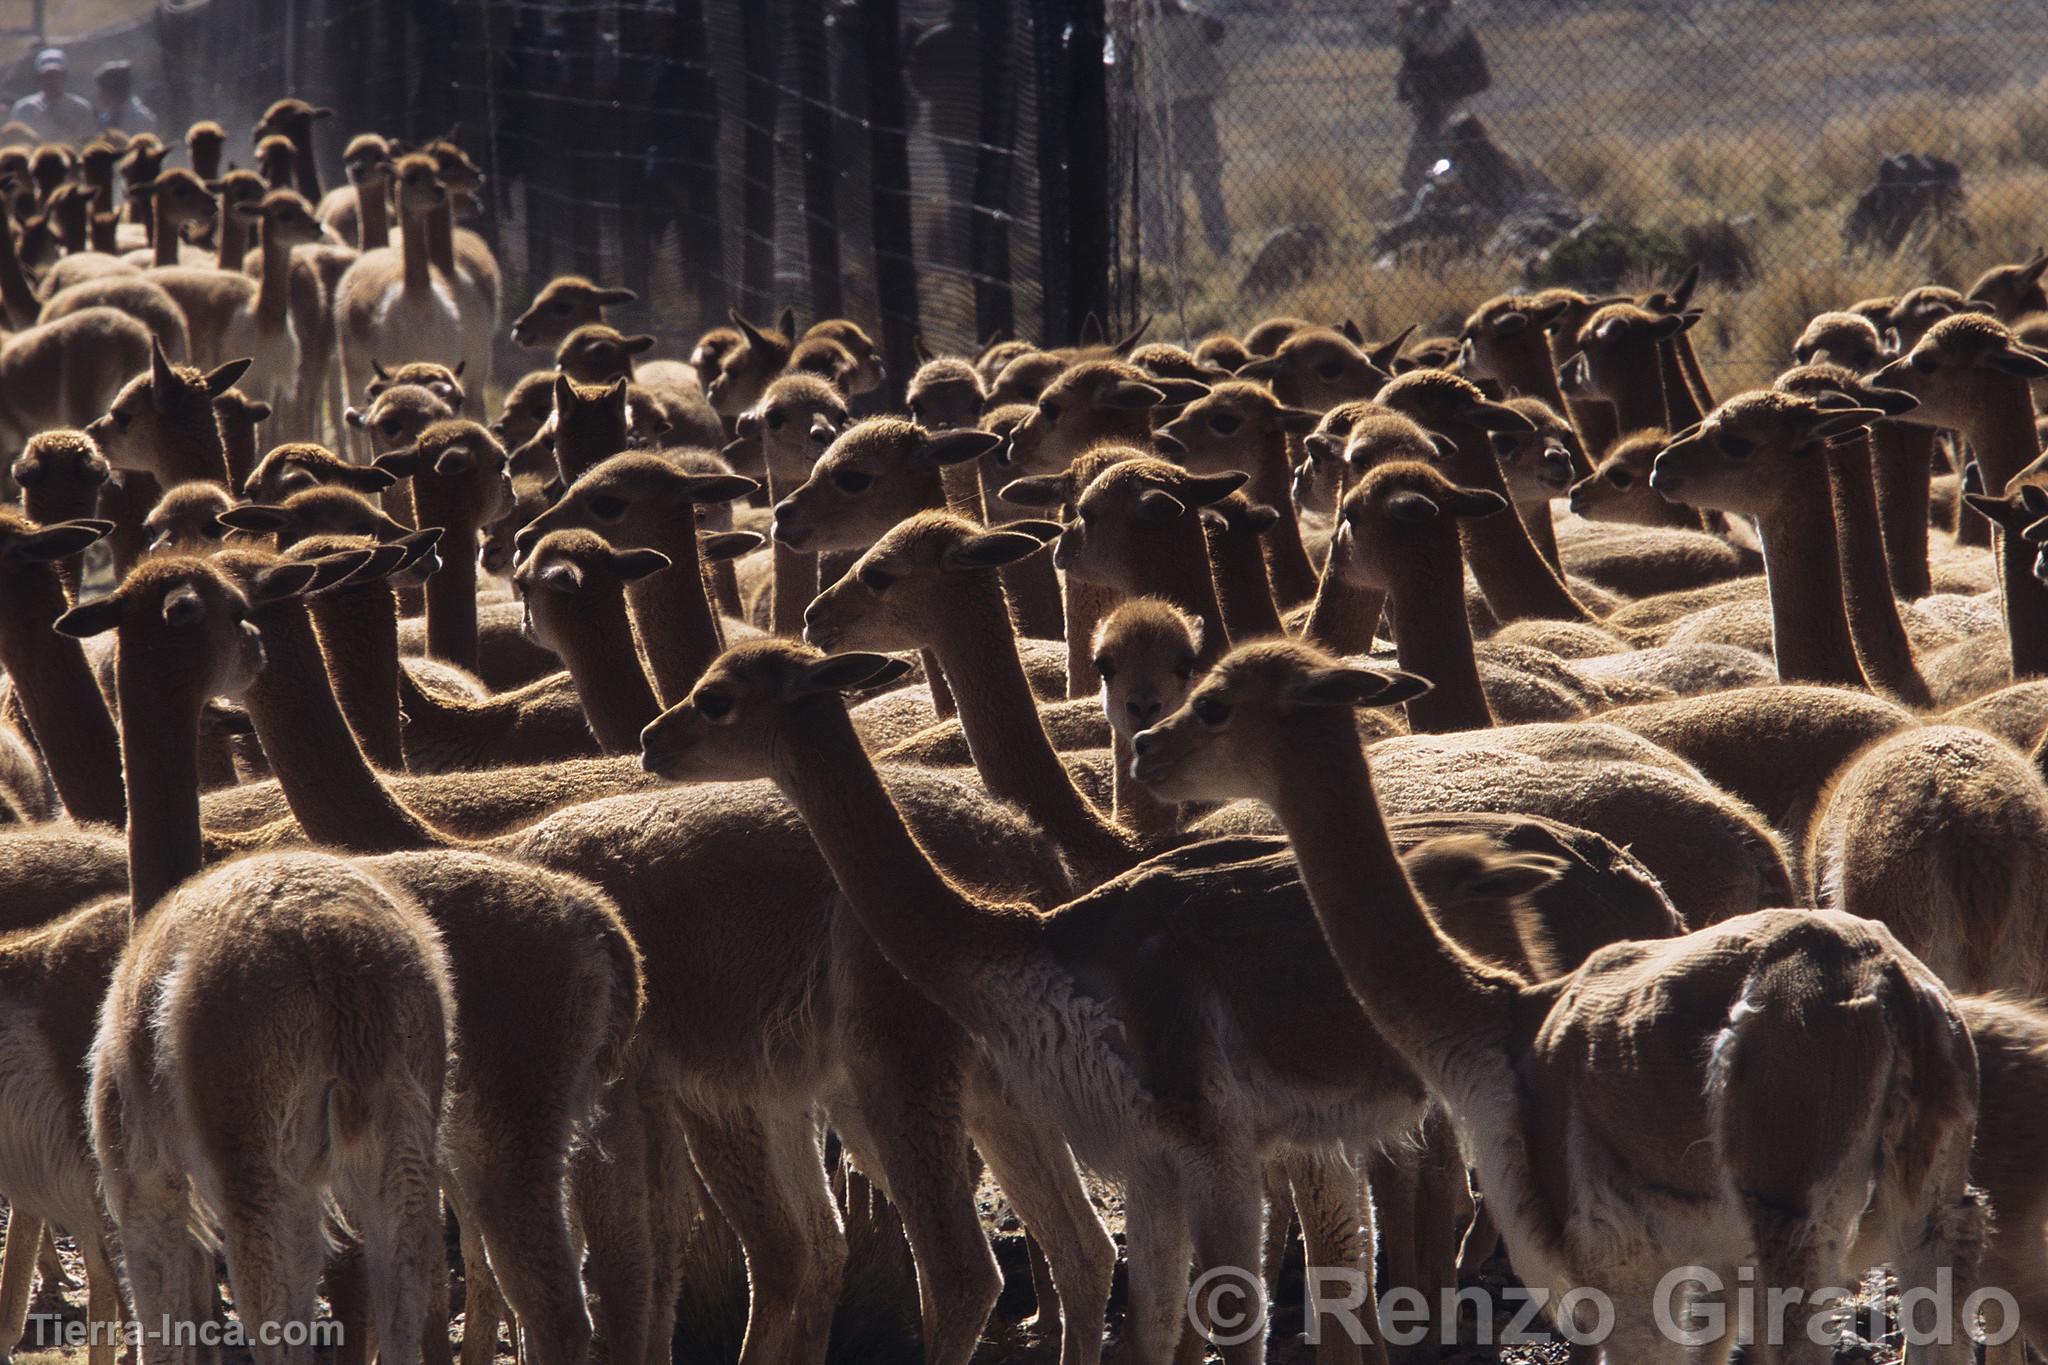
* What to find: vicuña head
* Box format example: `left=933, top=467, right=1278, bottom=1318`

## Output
left=1129, top=639, right=1428, bottom=807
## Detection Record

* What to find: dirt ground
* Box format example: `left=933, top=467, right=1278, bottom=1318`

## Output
left=4, top=1182, right=1919, bottom=1365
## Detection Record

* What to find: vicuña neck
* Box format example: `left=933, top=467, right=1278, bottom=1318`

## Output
left=1300, top=558, right=1387, bottom=658
left=1754, top=491, right=1865, bottom=688
left=1206, top=522, right=1284, bottom=642
left=400, top=208, right=435, bottom=296
left=257, top=223, right=295, bottom=332
left=216, top=207, right=249, bottom=269
left=423, top=518, right=482, bottom=671
left=427, top=199, right=459, bottom=277
left=1270, top=722, right=1521, bottom=1085
left=150, top=201, right=183, bottom=267
left=932, top=578, right=1139, bottom=881
left=247, top=596, right=441, bottom=853
left=1605, top=352, right=1669, bottom=434
left=544, top=595, right=662, bottom=752
left=1673, top=331, right=1716, bottom=415
left=1116, top=533, right=1229, bottom=670
left=1656, top=340, right=1704, bottom=429
left=155, top=415, right=233, bottom=488
left=1517, top=496, right=1563, bottom=572
left=1063, top=577, right=1119, bottom=699
left=1870, top=422, right=1932, bottom=600
left=1824, top=434, right=1931, bottom=707
left=773, top=700, right=1030, bottom=1033
left=219, top=413, right=261, bottom=489
left=1238, top=434, right=1318, bottom=605
left=357, top=180, right=391, bottom=251
left=0, top=573, right=125, bottom=825
left=766, top=470, right=818, bottom=636
left=1549, top=334, right=1618, bottom=461
left=979, top=464, right=1065, bottom=639
left=627, top=528, right=726, bottom=706
left=118, top=660, right=205, bottom=916
left=1387, top=550, right=1495, bottom=733
left=306, top=585, right=406, bottom=770
left=288, top=132, right=322, bottom=202
left=1954, top=383, right=2048, bottom=676
left=1447, top=431, right=1593, bottom=624
left=0, top=210, right=38, bottom=327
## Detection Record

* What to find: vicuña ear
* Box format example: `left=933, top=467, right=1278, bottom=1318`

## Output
left=699, top=532, right=763, bottom=564
left=371, top=446, right=423, bottom=478
left=205, top=358, right=254, bottom=397
left=432, top=443, right=477, bottom=476
left=53, top=593, right=124, bottom=639
left=1278, top=405, right=1320, bottom=434
left=941, top=527, right=1054, bottom=572
left=251, top=560, right=318, bottom=604
left=216, top=504, right=292, bottom=533
left=1807, top=407, right=1888, bottom=441
left=924, top=429, right=1001, bottom=466
left=1981, top=347, right=2048, bottom=380
left=612, top=547, right=674, bottom=580
left=393, top=527, right=445, bottom=576
left=1150, top=378, right=1211, bottom=408
left=1385, top=490, right=1440, bottom=524
left=1961, top=491, right=2023, bottom=530
left=1134, top=488, right=1188, bottom=524
left=7, top=519, right=114, bottom=563
left=150, top=336, right=179, bottom=410
left=1471, top=400, right=1536, bottom=433
left=598, top=287, right=639, bottom=305
left=1446, top=486, right=1510, bottom=519
left=1182, top=470, right=1249, bottom=507
left=338, top=464, right=399, bottom=493
left=789, top=651, right=912, bottom=698
left=996, top=475, right=1066, bottom=508
left=1286, top=665, right=1433, bottom=710
left=678, top=473, right=759, bottom=505
left=1100, top=380, right=1166, bottom=411
left=299, top=548, right=380, bottom=594
left=1367, top=323, right=1417, bottom=374
left=535, top=559, right=585, bottom=593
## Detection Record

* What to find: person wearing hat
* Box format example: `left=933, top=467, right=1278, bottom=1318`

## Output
left=92, top=60, right=155, bottom=136
left=12, top=48, right=97, bottom=145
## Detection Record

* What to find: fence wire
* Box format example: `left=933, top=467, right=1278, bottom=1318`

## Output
left=1113, top=0, right=2048, bottom=392
left=137, top=0, right=2048, bottom=399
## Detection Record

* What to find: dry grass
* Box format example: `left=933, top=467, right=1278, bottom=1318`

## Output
left=1144, top=0, right=2048, bottom=392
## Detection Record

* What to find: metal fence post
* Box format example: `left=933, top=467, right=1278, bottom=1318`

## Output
left=861, top=0, right=920, bottom=404
left=972, top=0, right=1018, bottom=344
left=793, top=0, right=843, bottom=321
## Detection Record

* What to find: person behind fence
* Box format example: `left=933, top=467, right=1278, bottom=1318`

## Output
left=1137, top=0, right=1231, bottom=260
left=1395, top=0, right=1489, bottom=194
left=11, top=48, right=97, bottom=146
left=93, top=60, right=156, bottom=137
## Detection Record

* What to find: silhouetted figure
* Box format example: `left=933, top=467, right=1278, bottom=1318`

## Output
left=1136, top=0, right=1231, bottom=259
left=1395, top=0, right=1489, bottom=194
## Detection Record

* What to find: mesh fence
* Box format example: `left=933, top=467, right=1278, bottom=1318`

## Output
left=136, top=0, right=2048, bottom=399
left=150, top=0, right=1122, bottom=397
left=1113, top=0, right=2048, bottom=392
